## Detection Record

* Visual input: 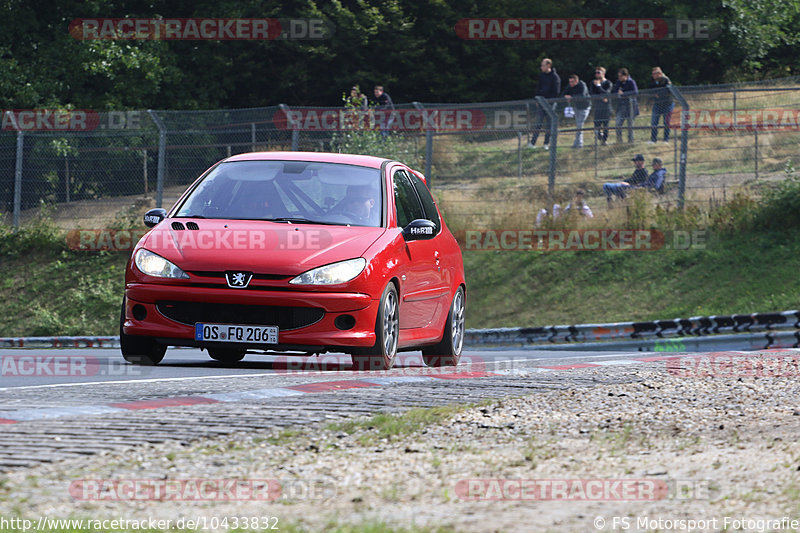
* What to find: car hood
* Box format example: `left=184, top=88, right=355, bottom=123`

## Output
left=141, top=219, right=386, bottom=275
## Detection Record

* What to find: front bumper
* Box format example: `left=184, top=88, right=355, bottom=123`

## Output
left=124, top=283, right=379, bottom=349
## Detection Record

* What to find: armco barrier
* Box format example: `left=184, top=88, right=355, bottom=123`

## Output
left=1, top=310, right=798, bottom=350
left=464, top=310, right=800, bottom=346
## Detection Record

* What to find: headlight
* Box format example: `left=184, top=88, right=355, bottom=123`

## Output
left=134, top=249, right=190, bottom=279
left=289, top=258, right=366, bottom=285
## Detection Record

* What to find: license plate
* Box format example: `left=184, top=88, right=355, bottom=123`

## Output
left=195, top=323, right=278, bottom=344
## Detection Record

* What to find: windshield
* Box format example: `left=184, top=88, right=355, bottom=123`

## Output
left=174, top=160, right=383, bottom=227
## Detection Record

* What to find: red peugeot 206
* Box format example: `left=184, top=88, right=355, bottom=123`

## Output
left=121, top=152, right=466, bottom=370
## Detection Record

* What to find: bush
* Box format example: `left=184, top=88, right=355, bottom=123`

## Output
left=752, top=174, right=800, bottom=231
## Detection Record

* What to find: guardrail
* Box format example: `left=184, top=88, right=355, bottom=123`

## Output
left=1, top=310, right=798, bottom=351
left=464, top=310, right=800, bottom=347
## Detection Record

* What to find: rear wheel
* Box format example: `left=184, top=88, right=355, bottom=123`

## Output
left=352, top=283, right=399, bottom=371
left=422, top=286, right=465, bottom=367
left=120, top=298, right=166, bottom=366
left=208, top=349, right=246, bottom=363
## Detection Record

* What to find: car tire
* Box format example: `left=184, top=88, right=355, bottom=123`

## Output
left=352, top=283, right=399, bottom=371
left=119, top=298, right=166, bottom=366
left=422, top=286, right=465, bottom=367
left=208, top=349, right=246, bottom=363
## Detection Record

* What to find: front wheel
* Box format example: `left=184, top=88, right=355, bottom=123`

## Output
left=422, top=286, right=465, bottom=367
left=120, top=298, right=166, bottom=366
left=352, top=283, right=399, bottom=371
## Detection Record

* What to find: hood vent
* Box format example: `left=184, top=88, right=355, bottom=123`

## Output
left=171, top=221, right=185, bottom=231
left=186, top=221, right=200, bottom=230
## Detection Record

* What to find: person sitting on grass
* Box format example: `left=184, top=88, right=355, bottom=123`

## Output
left=602, top=153, right=649, bottom=202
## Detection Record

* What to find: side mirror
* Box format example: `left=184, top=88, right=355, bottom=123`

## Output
left=143, top=208, right=167, bottom=228
left=402, top=219, right=437, bottom=241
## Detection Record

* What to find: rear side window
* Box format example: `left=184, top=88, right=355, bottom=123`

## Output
left=393, top=170, right=425, bottom=228
left=409, top=174, right=441, bottom=231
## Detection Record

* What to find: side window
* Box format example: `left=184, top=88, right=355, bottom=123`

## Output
left=393, top=170, right=425, bottom=228
left=409, top=174, right=441, bottom=231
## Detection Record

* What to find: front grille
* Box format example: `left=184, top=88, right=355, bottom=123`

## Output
left=157, top=301, right=324, bottom=330
left=188, top=271, right=291, bottom=281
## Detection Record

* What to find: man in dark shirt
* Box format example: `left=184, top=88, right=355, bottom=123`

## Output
left=649, top=67, right=673, bottom=143
left=603, top=153, right=649, bottom=200
left=527, top=58, right=561, bottom=150
left=590, top=66, right=612, bottom=145
left=373, top=85, right=395, bottom=137
left=612, top=67, right=639, bottom=143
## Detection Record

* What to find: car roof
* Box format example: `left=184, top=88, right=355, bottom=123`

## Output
left=224, top=151, right=391, bottom=169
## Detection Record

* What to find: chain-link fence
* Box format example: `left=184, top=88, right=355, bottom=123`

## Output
left=2, top=77, right=800, bottom=229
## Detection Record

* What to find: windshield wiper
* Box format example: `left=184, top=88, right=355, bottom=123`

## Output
left=174, top=214, right=206, bottom=219
left=266, top=217, right=345, bottom=226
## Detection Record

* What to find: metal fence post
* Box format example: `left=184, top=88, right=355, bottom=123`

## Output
left=13, top=130, right=23, bottom=228
left=64, top=155, right=70, bottom=203
left=279, top=104, right=299, bottom=151
left=536, top=96, right=558, bottom=199
left=147, top=110, right=166, bottom=209
left=251, top=122, right=256, bottom=152
left=413, top=102, right=434, bottom=184
left=754, top=129, right=759, bottom=179
left=627, top=98, right=634, bottom=143
left=142, top=149, right=148, bottom=194
left=669, top=86, right=689, bottom=210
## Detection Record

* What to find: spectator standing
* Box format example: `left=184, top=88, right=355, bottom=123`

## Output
left=649, top=67, right=673, bottom=144
left=527, top=58, right=561, bottom=150
left=612, top=68, right=639, bottom=143
left=373, top=85, right=395, bottom=137
left=563, top=74, right=591, bottom=148
left=602, top=153, right=649, bottom=201
left=589, top=66, right=612, bottom=145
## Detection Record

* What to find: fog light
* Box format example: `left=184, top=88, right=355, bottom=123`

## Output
left=334, top=314, right=356, bottom=330
left=132, top=304, right=147, bottom=321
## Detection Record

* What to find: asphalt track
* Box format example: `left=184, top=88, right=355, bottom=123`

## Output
left=0, top=347, right=643, bottom=389
left=3, top=345, right=789, bottom=470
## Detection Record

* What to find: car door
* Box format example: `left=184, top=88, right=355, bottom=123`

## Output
left=392, top=169, right=444, bottom=329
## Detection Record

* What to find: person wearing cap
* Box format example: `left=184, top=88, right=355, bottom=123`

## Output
left=602, top=154, right=649, bottom=200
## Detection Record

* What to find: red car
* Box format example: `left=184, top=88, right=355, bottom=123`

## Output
left=121, top=152, right=466, bottom=370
